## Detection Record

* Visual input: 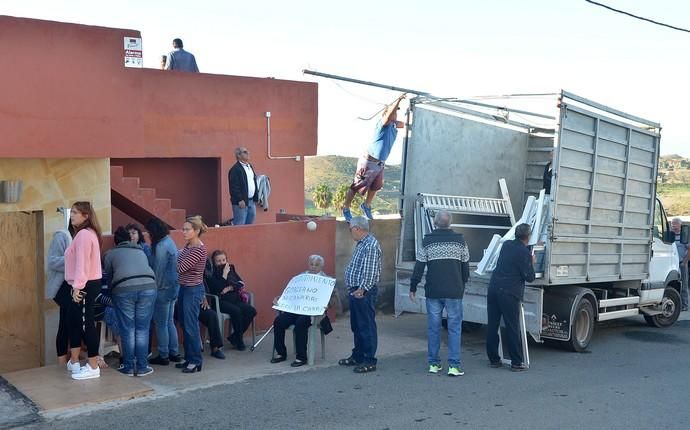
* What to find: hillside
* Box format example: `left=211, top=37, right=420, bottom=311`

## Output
left=305, top=154, right=690, bottom=217
left=658, top=154, right=690, bottom=216
left=304, top=155, right=401, bottom=215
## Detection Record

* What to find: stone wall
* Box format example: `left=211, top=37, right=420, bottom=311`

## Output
left=335, top=217, right=401, bottom=313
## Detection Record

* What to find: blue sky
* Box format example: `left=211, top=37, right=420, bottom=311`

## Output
left=4, top=0, right=689, bottom=163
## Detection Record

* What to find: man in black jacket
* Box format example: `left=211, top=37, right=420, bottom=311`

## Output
left=410, top=210, right=470, bottom=377
left=228, top=146, right=259, bottom=225
left=486, top=223, right=536, bottom=371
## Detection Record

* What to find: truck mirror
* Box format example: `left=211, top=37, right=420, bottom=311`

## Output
left=681, top=224, right=690, bottom=244
left=663, top=225, right=676, bottom=245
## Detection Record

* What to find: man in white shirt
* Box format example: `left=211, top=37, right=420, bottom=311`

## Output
left=228, top=147, right=259, bottom=225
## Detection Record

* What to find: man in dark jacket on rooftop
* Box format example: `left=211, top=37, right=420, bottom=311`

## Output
left=486, top=223, right=535, bottom=372
left=410, top=210, right=470, bottom=377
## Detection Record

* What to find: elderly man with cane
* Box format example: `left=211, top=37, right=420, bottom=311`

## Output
left=486, top=223, right=535, bottom=372
left=409, top=210, right=470, bottom=377
left=339, top=216, right=382, bottom=373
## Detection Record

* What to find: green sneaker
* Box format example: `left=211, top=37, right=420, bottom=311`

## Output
left=447, top=367, right=465, bottom=377
left=428, top=364, right=442, bottom=374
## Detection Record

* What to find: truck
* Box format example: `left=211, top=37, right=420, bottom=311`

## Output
left=394, top=90, right=689, bottom=352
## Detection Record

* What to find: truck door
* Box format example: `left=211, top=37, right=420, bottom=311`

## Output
left=649, top=198, right=678, bottom=287
left=549, top=92, right=661, bottom=285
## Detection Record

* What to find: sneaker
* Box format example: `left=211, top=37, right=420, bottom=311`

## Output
left=428, top=364, right=442, bottom=374
left=510, top=364, right=528, bottom=372
left=66, top=360, right=81, bottom=373
left=117, top=367, right=134, bottom=377
left=447, top=367, right=465, bottom=377
left=71, top=363, right=100, bottom=380
left=168, top=354, right=183, bottom=363
left=343, top=207, right=352, bottom=222
left=360, top=203, right=374, bottom=220
left=136, top=366, right=154, bottom=377
left=489, top=361, right=503, bottom=368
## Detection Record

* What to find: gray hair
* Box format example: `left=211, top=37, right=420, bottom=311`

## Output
left=434, top=210, right=452, bottom=229
left=234, top=147, right=245, bottom=160
left=515, top=223, right=532, bottom=240
left=672, top=217, right=682, bottom=224
left=349, top=216, right=370, bottom=231
left=308, top=254, right=325, bottom=266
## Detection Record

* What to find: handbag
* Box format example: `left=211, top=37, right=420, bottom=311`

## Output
left=319, top=315, right=333, bottom=335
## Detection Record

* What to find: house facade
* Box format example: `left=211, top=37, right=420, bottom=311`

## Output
left=0, top=16, right=333, bottom=373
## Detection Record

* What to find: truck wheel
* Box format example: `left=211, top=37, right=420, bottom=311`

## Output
left=644, top=287, right=681, bottom=328
left=566, top=298, right=594, bottom=352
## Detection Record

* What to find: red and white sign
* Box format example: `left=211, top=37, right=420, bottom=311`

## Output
left=124, top=37, right=143, bottom=68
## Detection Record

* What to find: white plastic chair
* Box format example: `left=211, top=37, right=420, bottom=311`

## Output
left=206, top=292, right=256, bottom=347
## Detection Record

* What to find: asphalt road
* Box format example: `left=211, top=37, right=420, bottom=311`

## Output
left=25, top=317, right=690, bottom=430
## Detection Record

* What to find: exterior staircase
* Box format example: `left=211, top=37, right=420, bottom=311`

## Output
left=110, top=165, right=186, bottom=229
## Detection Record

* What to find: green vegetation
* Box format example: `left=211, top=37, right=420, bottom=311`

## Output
left=304, top=155, right=401, bottom=216
left=312, top=184, right=333, bottom=215
left=657, top=154, right=690, bottom=217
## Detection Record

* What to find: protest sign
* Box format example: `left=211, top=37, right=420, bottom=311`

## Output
left=272, top=273, right=335, bottom=316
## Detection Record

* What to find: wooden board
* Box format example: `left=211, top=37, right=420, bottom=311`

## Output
left=0, top=212, right=43, bottom=373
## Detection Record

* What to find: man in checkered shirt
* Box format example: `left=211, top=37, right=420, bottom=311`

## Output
left=339, top=216, right=382, bottom=374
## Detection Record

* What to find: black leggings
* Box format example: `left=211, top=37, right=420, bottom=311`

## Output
left=218, top=300, right=256, bottom=344
left=55, top=281, right=81, bottom=356
left=61, top=280, right=102, bottom=358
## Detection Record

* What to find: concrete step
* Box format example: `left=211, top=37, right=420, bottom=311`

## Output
left=168, top=209, right=186, bottom=229
left=110, top=165, right=124, bottom=184
left=152, top=198, right=172, bottom=217
left=118, top=177, right=140, bottom=197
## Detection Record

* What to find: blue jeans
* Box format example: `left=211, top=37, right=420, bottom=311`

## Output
left=232, top=200, right=256, bottom=225
left=178, top=284, right=204, bottom=365
left=113, top=288, right=157, bottom=373
left=152, top=285, right=180, bottom=358
left=426, top=298, right=463, bottom=368
left=349, top=287, right=378, bottom=365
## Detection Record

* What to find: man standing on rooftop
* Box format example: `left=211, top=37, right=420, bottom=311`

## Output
left=165, top=38, right=199, bottom=73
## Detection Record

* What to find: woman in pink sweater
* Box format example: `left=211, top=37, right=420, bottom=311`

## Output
left=64, top=201, right=103, bottom=380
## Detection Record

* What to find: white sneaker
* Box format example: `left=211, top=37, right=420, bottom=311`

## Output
left=66, top=360, right=81, bottom=373
left=71, top=363, right=100, bottom=380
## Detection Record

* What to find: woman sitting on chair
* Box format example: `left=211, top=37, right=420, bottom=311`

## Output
left=205, top=250, right=257, bottom=351
left=271, top=255, right=333, bottom=367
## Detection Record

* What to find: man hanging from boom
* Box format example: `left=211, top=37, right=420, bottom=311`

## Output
left=342, top=93, right=407, bottom=222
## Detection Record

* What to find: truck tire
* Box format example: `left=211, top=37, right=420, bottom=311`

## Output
left=566, top=298, right=594, bottom=352
left=644, top=287, right=681, bottom=328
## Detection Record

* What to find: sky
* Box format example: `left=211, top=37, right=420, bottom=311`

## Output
left=3, top=0, right=690, bottom=164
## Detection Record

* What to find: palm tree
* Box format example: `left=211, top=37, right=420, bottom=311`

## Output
left=312, top=184, right=333, bottom=215
left=332, top=184, right=363, bottom=215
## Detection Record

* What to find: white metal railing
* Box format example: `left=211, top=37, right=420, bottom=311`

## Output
left=417, top=193, right=512, bottom=217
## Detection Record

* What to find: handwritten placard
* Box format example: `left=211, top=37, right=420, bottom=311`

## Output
left=272, top=273, right=335, bottom=316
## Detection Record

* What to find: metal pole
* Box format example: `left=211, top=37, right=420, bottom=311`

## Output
left=302, top=69, right=431, bottom=96
left=303, top=69, right=554, bottom=120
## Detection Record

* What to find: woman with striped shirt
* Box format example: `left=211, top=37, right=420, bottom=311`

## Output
left=176, top=216, right=208, bottom=373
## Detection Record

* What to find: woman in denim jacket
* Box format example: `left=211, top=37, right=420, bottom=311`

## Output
left=146, top=218, right=182, bottom=365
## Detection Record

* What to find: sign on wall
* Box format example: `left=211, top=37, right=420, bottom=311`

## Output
left=124, top=37, right=143, bottom=68
left=273, top=273, right=335, bottom=316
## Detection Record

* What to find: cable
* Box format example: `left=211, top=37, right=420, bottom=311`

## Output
left=584, top=0, right=690, bottom=34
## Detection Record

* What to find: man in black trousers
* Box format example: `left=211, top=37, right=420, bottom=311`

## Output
left=486, top=223, right=535, bottom=371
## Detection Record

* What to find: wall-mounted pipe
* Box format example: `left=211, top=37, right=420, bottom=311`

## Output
left=265, top=112, right=301, bottom=161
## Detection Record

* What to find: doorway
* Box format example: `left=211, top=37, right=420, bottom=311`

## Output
left=0, top=211, right=44, bottom=373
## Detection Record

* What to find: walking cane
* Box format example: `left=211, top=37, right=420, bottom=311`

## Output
left=249, top=325, right=274, bottom=352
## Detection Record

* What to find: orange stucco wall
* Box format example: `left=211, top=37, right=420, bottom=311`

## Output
left=0, top=15, right=317, bottom=224
left=103, top=219, right=336, bottom=330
